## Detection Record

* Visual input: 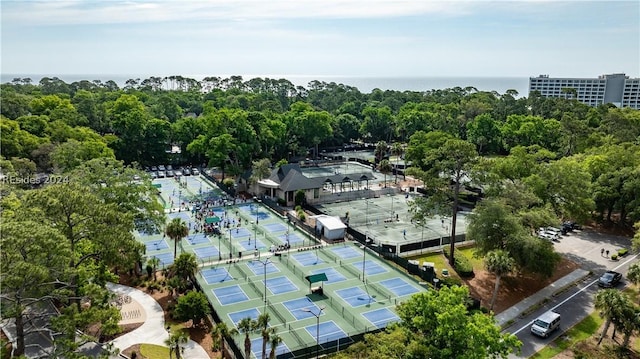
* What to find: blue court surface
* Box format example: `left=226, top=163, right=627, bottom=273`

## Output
left=230, top=227, right=251, bottom=238
left=330, top=246, right=362, bottom=259
left=263, top=223, right=287, bottom=233
left=335, top=287, right=375, bottom=307
left=168, top=211, right=191, bottom=222
left=251, top=337, right=290, bottom=359
left=246, top=260, right=280, bottom=276
left=186, top=233, right=209, bottom=245
left=358, top=260, right=388, bottom=276
left=194, top=246, right=220, bottom=260
left=362, top=308, right=400, bottom=329
left=228, top=308, right=261, bottom=327
left=283, top=298, right=325, bottom=320
left=378, top=278, right=420, bottom=297
left=145, top=239, right=168, bottom=251
left=149, top=252, right=173, bottom=267
left=305, top=321, right=348, bottom=345
left=292, top=252, right=324, bottom=266
left=201, top=267, right=234, bottom=284
left=278, top=233, right=304, bottom=244
left=310, top=268, right=346, bottom=284
left=238, top=238, right=268, bottom=251
left=212, top=285, right=249, bottom=305
left=265, top=276, right=298, bottom=295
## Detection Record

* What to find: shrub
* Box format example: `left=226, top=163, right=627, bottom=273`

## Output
left=277, top=198, right=286, bottom=206
left=440, top=276, right=462, bottom=287
left=611, top=254, right=618, bottom=261
left=618, top=248, right=628, bottom=257
left=454, top=255, right=474, bottom=277
left=222, top=178, right=235, bottom=188
left=295, top=205, right=302, bottom=212
left=299, top=212, right=306, bottom=222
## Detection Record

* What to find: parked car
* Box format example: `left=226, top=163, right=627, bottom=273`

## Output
left=174, top=170, right=183, bottom=177
left=166, top=164, right=173, bottom=171
left=158, top=165, right=166, bottom=171
left=151, top=166, right=158, bottom=172
left=562, top=221, right=582, bottom=232
left=157, top=171, right=165, bottom=178
left=192, top=168, right=200, bottom=176
left=182, top=168, right=191, bottom=176
left=598, top=270, right=622, bottom=288
left=150, top=172, right=158, bottom=179
left=166, top=170, right=174, bottom=177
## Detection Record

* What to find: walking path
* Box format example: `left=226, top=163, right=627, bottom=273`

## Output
left=107, top=283, right=210, bottom=359
left=495, top=268, right=591, bottom=327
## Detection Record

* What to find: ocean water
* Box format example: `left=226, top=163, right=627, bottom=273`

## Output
left=1, top=74, right=530, bottom=97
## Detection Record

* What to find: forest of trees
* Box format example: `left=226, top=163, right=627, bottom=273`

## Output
left=2, top=75, right=640, bottom=358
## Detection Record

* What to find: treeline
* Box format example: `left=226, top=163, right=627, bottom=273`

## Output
left=1, top=75, right=639, bottom=226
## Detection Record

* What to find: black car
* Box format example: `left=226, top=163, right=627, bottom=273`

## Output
left=598, top=271, right=622, bottom=288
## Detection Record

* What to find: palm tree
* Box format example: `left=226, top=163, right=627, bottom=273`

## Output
left=484, top=250, right=515, bottom=311
left=627, top=262, right=640, bottom=286
left=378, top=160, right=392, bottom=188
left=211, top=322, right=238, bottom=358
left=268, top=328, right=282, bottom=359
left=257, top=312, right=271, bottom=359
left=166, top=217, right=189, bottom=259
left=391, top=142, right=403, bottom=183
left=165, top=330, right=189, bottom=359
left=595, top=289, right=625, bottom=346
left=374, top=140, right=387, bottom=164
left=173, top=252, right=199, bottom=283
left=148, top=257, right=160, bottom=281
left=238, top=317, right=257, bottom=359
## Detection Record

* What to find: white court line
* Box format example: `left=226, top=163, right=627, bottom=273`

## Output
left=511, top=254, right=639, bottom=335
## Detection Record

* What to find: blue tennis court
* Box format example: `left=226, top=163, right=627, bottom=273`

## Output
left=278, top=233, right=304, bottom=244
left=362, top=308, right=400, bottom=329
left=251, top=337, right=290, bottom=359
left=229, top=308, right=261, bottom=327
left=230, top=227, right=251, bottom=238
left=247, top=260, right=279, bottom=276
left=150, top=252, right=173, bottom=267
left=292, top=252, right=324, bottom=266
left=145, top=239, right=168, bottom=251
left=378, top=278, right=420, bottom=296
left=186, top=233, right=209, bottom=245
left=358, top=260, right=388, bottom=276
left=212, top=285, right=249, bottom=305
left=335, top=287, right=375, bottom=307
left=265, top=276, right=298, bottom=295
left=194, top=246, right=220, bottom=260
left=168, top=211, right=191, bottom=222
left=238, top=238, right=268, bottom=251
left=330, top=246, right=362, bottom=259
left=263, top=223, right=287, bottom=233
left=305, top=321, right=348, bottom=345
left=283, top=298, right=325, bottom=320
left=310, top=268, right=346, bottom=284
left=201, top=267, right=233, bottom=284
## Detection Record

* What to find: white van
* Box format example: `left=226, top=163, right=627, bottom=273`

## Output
left=531, top=311, right=561, bottom=338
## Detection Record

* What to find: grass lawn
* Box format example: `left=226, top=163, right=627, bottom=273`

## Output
left=140, top=344, right=171, bottom=359
left=530, top=312, right=603, bottom=359
left=408, top=245, right=483, bottom=279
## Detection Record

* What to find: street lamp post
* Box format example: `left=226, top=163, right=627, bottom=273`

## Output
left=218, top=233, right=222, bottom=261
left=301, top=306, right=325, bottom=359
left=362, top=234, right=370, bottom=283
left=253, top=258, right=271, bottom=304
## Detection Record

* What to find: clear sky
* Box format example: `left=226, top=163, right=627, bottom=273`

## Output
left=1, top=0, right=638, bottom=78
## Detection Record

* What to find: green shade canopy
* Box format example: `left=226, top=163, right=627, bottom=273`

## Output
left=305, top=273, right=328, bottom=284
left=152, top=183, right=162, bottom=188
left=205, top=216, right=221, bottom=224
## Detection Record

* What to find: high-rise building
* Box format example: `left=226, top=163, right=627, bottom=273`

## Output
left=529, top=73, right=640, bottom=109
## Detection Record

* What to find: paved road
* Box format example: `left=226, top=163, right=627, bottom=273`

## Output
left=502, top=229, right=637, bottom=358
